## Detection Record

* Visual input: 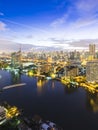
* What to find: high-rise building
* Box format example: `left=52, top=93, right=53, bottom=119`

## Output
left=89, top=44, right=96, bottom=58
left=0, top=106, right=6, bottom=125
left=64, top=66, right=79, bottom=77
left=11, top=49, right=22, bottom=69
left=86, top=60, right=98, bottom=82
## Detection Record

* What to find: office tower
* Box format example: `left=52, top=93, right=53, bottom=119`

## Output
left=86, top=60, right=98, bottom=82
left=89, top=44, right=96, bottom=59
left=65, top=66, right=79, bottom=77
left=11, top=49, right=22, bottom=69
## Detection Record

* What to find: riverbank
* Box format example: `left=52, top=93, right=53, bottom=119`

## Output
left=0, top=102, right=63, bottom=130
left=61, top=76, right=98, bottom=93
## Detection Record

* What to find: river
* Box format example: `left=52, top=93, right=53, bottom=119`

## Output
left=0, top=70, right=98, bottom=130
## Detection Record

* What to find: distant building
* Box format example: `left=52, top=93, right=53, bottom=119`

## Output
left=69, top=52, right=75, bottom=60
left=41, top=63, right=51, bottom=73
left=89, top=44, right=96, bottom=59
left=47, top=56, right=52, bottom=63
left=86, top=60, right=98, bottom=82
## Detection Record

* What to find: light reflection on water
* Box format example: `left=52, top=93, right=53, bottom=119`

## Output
left=0, top=75, right=2, bottom=79
left=36, top=78, right=56, bottom=92
left=36, top=78, right=47, bottom=95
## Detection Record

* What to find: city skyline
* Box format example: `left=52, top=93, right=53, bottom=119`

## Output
left=0, top=0, right=98, bottom=50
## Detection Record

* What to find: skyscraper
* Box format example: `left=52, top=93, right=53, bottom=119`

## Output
left=89, top=44, right=96, bottom=59
left=86, top=60, right=98, bottom=82
left=11, top=48, right=22, bottom=69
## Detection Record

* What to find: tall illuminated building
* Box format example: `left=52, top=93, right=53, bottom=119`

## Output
left=89, top=44, right=96, bottom=59
left=11, top=48, right=22, bottom=69
left=86, top=60, right=98, bottom=82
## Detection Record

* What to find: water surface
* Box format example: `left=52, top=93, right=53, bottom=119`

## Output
left=0, top=70, right=98, bottom=130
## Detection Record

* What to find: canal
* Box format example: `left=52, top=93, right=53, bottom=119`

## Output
left=0, top=70, right=98, bottom=130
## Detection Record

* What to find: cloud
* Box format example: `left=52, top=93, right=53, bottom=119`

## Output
left=0, top=39, right=34, bottom=51
left=72, top=15, right=98, bottom=28
left=48, top=37, right=72, bottom=44
left=76, top=0, right=98, bottom=13
left=0, top=12, right=4, bottom=16
left=44, top=38, right=98, bottom=50
left=0, top=21, right=7, bottom=31
left=1, top=18, right=48, bottom=33
left=68, top=39, right=98, bottom=49
left=68, top=0, right=98, bottom=29
left=1, top=37, right=98, bottom=51
left=26, top=35, right=33, bottom=39
left=72, top=0, right=98, bottom=27
left=51, top=0, right=98, bottom=29
left=50, top=14, right=68, bottom=27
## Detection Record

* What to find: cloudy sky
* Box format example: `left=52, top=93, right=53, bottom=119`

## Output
left=0, top=0, right=98, bottom=50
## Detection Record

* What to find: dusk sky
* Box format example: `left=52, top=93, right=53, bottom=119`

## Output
left=0, top=0, right=98, bottom=50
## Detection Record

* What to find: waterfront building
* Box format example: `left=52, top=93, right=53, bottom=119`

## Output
left=86, top=60, right=98, bottom=82
left=64, top=66, right=79, bottom=77
left=11, top=49, right=22, bottom=69
left=0, top=106, right=6, bottom=125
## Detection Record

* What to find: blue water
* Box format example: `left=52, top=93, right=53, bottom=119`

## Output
left=0, top=70, right=98, bottom=130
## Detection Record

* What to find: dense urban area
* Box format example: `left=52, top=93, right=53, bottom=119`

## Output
left=0, top=44, right=98, bottom=130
